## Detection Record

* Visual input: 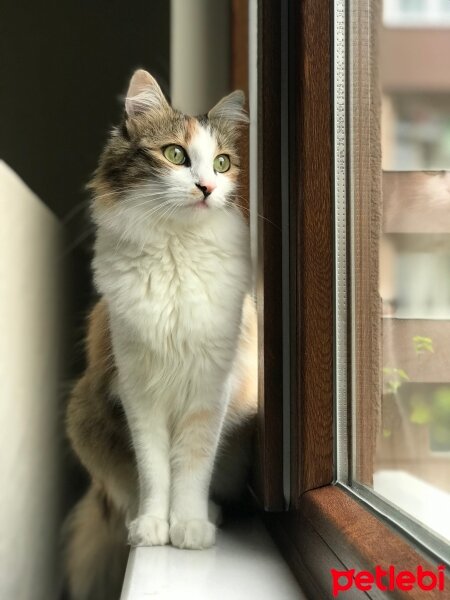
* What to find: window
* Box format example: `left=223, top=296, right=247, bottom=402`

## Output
left=261, top=0, right=450, bottom=595
left=345, top=0, right=450, bottom=556
left=384, top=0, right=450, bottom=27
left=337, top=0, right=450, bottom=566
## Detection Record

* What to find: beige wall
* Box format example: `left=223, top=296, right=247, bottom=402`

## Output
left=171, top=0, right=230, bottom=115
left=381, top=29, right=450, bottom=92
left=0, top=162, right=64, bottom=600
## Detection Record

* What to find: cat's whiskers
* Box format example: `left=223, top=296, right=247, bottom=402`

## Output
left=113, top=197, right=183, bottom=252
left=120, top=194, right=173, bottom=209
left=93, top=181, right=172, bottom=202
left=61, top=225, right=96, bottom=258
left=134, top=200, right=178, bottom=253
left=222, top=196, right=281, bottom=230
left=113, top=203, right=169, bottom=251
left=62, top=199, right=91, bottom=225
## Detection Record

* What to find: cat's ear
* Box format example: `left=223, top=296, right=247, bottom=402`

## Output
left=208, top=90, right=248, bottom=125
left=125, top=69, right=169, bottom=117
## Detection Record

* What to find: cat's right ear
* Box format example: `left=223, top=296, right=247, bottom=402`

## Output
left=125, top=69, right=169, bottom=117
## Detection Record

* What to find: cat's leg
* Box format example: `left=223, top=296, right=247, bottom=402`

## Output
left=208, top=499, right=223, bottom=526
left=124, top=402, right=171, bottom=547
left=67, top=374, right=137, bottom=516
left=169, top=387, right=227, bottom=549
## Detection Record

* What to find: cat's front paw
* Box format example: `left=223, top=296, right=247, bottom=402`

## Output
left=169, top=519, right=216, bottom=549
left=128, top=515, right=169, bottom=547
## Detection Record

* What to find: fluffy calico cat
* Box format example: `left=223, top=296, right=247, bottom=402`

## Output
left=65, top=69, right=257, bottom=600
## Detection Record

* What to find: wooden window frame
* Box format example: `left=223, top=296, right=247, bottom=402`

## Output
left=232, top=0, right=450, bottom=597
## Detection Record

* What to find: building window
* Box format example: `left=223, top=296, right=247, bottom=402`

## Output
left=384, top=0, right=450, bottom=27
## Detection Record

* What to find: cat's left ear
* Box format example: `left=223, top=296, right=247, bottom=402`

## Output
left=125, top=69, right=169, bottom=117
left=208, top=90, right=249, bottom=125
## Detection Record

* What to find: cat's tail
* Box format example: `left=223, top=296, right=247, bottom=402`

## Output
left=63, top=484, right=129, bottom=600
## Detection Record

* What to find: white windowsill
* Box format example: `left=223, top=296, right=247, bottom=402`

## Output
left=120, top=516, right=305, bottom=600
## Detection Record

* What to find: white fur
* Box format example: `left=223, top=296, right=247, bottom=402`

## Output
left=92, top=124, right=251, bottom=549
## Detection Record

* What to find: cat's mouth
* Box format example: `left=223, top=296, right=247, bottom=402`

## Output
left=193, top=198, right=209, bottom=209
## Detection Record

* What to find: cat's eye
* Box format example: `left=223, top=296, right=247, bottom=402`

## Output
left=163, top=144, right=187, bottom=165
left=213, top=154, right=231, bottom=173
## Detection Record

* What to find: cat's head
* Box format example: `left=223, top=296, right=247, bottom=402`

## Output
left=91, top=69, right=248, bottom=238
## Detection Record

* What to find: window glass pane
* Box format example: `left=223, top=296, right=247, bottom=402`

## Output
left=400, top=0, right=424, bottom=13
left=349, top=0, right=450, bottom=548
left=384, top=0, right=450, bottom=26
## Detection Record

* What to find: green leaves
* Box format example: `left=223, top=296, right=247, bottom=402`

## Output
left=409, top=395, right=432, bottom=425
left=381, top=335, right=450, bottom=450
left=429, top=388, right=450, bottom=450
left=412, top=335, right=434, bottom=355
left=383, top=367, right=410, bottom=394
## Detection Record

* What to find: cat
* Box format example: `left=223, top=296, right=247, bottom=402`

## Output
left=65, top=69, right=257, bottom=600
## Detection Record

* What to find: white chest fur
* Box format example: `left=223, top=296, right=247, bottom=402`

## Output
left=93, top=209, right=250, bottom=372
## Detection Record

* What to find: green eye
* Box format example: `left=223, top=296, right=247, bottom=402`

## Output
left=213, top=154, right=231, bottom=173
left=163, top=144, right=187, bottom=165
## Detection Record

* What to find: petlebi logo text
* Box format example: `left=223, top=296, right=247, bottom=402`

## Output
left=331, top=565, right=446, bottom=596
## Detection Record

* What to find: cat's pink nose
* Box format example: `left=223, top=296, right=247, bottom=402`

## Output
left=196, top=181, right=217, bottom=197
